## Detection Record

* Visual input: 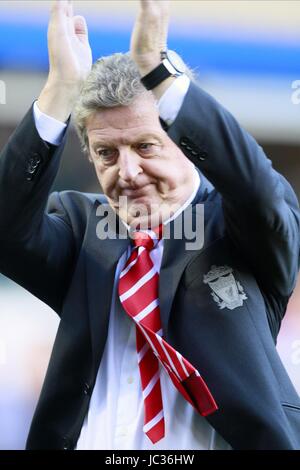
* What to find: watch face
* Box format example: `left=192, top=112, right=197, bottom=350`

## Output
left=166, top=50, right=186, bottom=74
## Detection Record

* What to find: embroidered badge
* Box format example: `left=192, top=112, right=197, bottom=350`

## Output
left=203, top=265, right=247, bottom=310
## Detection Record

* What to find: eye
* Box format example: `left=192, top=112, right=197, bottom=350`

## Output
left=95, top=148, right=118, bottom=162
left=137, top=143, right=156, bottom=154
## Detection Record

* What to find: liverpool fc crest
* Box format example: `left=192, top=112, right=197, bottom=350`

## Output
left=203, top=265, right=247, bottom=310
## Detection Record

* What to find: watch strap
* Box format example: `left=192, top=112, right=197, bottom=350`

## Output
left=140, top=63, right=174, bottom=91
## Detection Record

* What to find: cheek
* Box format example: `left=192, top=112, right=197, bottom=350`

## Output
left=143, top=152, right=172, bottom=175
left=159, top=147, right=193, bottom=184
left=143, top=154, right=184, bottom=186
left=95, top=166, right=118, bottom=194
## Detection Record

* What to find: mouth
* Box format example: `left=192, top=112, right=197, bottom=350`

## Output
left=120, top=184, right=153, bottom=198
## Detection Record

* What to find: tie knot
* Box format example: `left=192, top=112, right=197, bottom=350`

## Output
left=131, top=225, right=163, bottom=250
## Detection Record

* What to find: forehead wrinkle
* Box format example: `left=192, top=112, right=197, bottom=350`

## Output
left=87, top=99, right=161, bottom=139
left=88, top=107, right=155, bottom=131
left=89, top=128, right=162, bottom=148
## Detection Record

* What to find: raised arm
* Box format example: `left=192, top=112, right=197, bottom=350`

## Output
left=0, top=0, right=92, bottom=313
left=130, top=0, right=300, bottom=333
left=130, top=0, right=173, bottom=100
left=37, top=0, right=92, bottom=121
left=168, top=82, right=300, bottom=301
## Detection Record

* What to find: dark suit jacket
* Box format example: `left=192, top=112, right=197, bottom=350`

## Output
left=0, top=82, right=300, bottom=450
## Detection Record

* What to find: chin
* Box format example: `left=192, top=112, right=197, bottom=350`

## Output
left=117, top=197, right=171, bottom=228
left=129, top=212, right=167, bottom=231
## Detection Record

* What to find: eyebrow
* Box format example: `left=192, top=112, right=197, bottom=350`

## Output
left=91, top=134, right=163, bottom=148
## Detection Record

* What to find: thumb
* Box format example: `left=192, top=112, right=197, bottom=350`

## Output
left=73, top=15, right=89, bottom=43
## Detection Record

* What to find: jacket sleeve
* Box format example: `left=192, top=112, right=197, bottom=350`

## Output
left=167, top=81, right=300, bottom=317
left=0, top=104, right=75, bottom=314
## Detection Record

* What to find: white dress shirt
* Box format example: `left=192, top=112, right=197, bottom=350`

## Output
left=33, top=75, right=231, bottom=450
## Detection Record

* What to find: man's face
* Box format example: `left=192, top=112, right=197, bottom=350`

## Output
left=86, top=94, right=195, bottom=228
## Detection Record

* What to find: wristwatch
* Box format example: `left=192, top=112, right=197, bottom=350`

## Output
left=140, top=50, right=186, bottom=91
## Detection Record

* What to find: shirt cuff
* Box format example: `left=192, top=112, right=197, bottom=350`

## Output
left=33, top=101, right=67, bottom=146
left=158, top=74, right=190, bottom=127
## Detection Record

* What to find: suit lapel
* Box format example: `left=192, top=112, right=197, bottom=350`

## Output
left=159, top=171, right=215, bottom=335
left=85, top=201, right=130, bottom=375
left=85, top=171, right=214, bottom=371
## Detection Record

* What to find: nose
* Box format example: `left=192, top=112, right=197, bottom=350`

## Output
left=118, top=147, right=142, bottom=184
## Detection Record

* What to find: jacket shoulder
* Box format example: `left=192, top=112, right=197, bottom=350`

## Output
left=48, top=190, right=107, bottom=212
left=46, top=190, right=108, bottom=241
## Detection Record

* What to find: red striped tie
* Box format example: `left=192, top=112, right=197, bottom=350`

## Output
left=118, top=226, right=218, bottom=444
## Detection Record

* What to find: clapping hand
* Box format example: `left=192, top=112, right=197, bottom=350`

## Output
left=47, top=0, right=92, bottom=85
left=38, top=0, right=92, bottom=122
left=130, top=0, right=170, bottom=77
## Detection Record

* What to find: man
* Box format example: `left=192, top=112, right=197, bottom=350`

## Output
left=0, top=0, right=299, bottom=450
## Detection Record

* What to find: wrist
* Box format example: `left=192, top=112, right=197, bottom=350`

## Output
left=135, top=59, right=173, bottom=100
left=137, top=50, right=186, bottom=101
left=134, top=52, right=161, bottom=77
left=149, top=76, right=177, bottom=101
left=37, top=78, right=82, bottom=123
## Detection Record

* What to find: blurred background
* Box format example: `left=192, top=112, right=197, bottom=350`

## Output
left=0, top=0, right=300, bottom=449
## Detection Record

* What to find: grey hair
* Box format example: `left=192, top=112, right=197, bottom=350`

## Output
left=73, top=52, right=148, bottom=155
left=73, top=51, right=196, bottom=155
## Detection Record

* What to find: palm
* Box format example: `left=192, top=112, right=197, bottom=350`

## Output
left=48, top=1, right=92, bottom=84
left=130, top=0, right=170, bottom=72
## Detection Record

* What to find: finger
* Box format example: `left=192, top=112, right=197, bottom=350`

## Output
left=138, top=0, right=170, bottom=26
left=49, top=0, right=74, bottom=39
left=51, top=0, right=73, bottom=17
left=73, top=15, right=89, bottom=43
left=67, top=0, right=74, bottom=18
left=51, top=0, right=68, bottom=15
left=140, top=0, right=156, bottom=9
left=140, top=0, right=170, bottom=13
